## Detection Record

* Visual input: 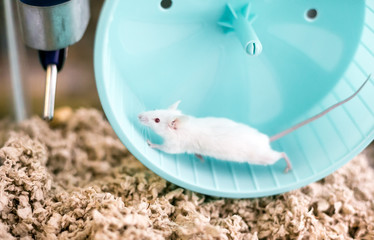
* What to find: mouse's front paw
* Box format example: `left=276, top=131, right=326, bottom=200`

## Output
left=147, top=140, right=156, bottom=148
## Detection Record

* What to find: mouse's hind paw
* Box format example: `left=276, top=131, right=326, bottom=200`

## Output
left=195, top=154, right=204, bottom=162
left=281, top=152, right=292, bottom=174
left=283, top=166, right=292, bottom=173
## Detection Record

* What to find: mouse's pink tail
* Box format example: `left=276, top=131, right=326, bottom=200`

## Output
left=270, top=74, right=372, bottom=142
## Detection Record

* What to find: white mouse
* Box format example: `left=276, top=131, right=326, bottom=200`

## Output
left=138, top=75, right=371, bottom=173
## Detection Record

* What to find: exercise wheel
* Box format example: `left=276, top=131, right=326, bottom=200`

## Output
left=94, top=0, right=374, bottom=198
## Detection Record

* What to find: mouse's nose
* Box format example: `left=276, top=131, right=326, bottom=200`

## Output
left=138, top=114, right=147, bottom=123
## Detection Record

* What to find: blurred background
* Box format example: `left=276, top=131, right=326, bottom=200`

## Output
left=0, top=0, right=105, bottom=119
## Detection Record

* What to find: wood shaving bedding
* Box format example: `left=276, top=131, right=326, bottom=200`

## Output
left=0, top=108, right=373, bottom=239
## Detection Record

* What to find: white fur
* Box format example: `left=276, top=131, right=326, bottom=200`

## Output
left=138, top=101, right=291, bottom=172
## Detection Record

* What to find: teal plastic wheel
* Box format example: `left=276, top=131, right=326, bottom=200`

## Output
left=95, top=0, right=374, bottom=198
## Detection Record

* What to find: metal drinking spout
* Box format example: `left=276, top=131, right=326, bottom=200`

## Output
left=218, top=3, right=262, bottom=56
left=38, top=49, right=67, bottom=121
left=43, top=64, right=57, bottom=121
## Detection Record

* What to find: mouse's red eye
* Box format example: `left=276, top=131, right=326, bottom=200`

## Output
left=154, top=118, right=160, bottom=123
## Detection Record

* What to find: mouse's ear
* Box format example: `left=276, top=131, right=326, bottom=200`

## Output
left=168, top=116, right=187, bottom=130
left=168, top=100, right=181, bottom=110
